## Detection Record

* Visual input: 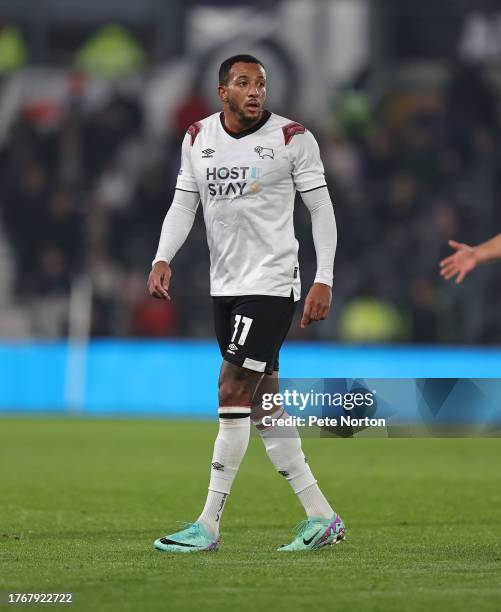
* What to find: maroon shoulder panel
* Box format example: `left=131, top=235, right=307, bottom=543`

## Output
left=187, top=122, right=202, bottom=146
left=282, top=122, right=306, bottom=145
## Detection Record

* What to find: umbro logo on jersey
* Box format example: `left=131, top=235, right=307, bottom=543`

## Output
left=255, top=146, right=274, bottom=159
left=227, top=343, right=238, bottom=355
left=202, top=148, right=215, bottom=158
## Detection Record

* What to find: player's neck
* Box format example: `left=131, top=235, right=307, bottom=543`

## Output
left=222, top=109, right=263, bottom=135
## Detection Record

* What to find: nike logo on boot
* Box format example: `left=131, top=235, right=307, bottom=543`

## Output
left=303, top=529, right=322, bottom=546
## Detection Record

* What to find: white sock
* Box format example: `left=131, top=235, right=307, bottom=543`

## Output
left=198, top=490, right=228, bottom=536
left=198, top=410, right=250, bottom=536
left=258, top=415, right=334, bottom=519
left=297, top=483, right=334, bottom=519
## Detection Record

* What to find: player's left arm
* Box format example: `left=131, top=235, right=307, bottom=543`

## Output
left=300, top=186, right=337, bottom=328
left=289, top=128, right=337, bottom=328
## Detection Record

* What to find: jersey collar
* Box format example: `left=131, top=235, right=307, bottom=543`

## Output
left=219, top=110, right=271, bottom=139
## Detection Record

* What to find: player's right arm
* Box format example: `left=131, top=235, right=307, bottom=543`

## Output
left=440, top=234, right=501, bottom=284
left=148, top=133, right=200, bottom=300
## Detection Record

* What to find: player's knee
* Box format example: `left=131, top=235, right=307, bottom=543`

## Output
left=218, top=361, right=263, bottom=406
left=218, top=378, right=251, bottom=406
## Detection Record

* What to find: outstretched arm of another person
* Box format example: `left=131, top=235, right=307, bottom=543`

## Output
left=440, top=234, right=501, bottom=284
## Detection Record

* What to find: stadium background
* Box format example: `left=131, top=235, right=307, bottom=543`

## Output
left=1, top=3, right=501, bottom=612
left=2, top=0, right=501, bottom=412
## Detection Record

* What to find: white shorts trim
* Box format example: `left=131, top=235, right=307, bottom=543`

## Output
left=242, top=357, right=267, bottom=372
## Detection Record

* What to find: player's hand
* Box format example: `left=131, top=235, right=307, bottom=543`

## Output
left=147, top=261, right=172, bottom=299
left=440, top=240, right=478, bottom=284
left=301, top=283, right=332, bottom=328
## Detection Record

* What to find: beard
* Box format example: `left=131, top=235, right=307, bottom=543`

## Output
left=227, top=97, right=261, bottom=127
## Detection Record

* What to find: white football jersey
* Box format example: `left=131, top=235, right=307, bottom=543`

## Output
left=176, top=111, right=327, bottom=301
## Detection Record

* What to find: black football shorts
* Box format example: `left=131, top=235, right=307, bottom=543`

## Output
left=212, top=292, right=297, bottom=375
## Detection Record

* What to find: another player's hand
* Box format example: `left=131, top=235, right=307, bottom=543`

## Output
left=147, top=261, right=171, bottom=299
left=301, top=283, right=332, bottom=328
left=440, top=240, right=478, bottom=284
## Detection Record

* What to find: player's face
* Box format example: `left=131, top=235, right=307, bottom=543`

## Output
left=219, top=62, right=267, bottom=125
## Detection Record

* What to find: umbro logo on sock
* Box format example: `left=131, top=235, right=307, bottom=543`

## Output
left=278, top=470, right=289, bottom=477
left=202, top=148, right=215, bottom=158
left=211, top=461, right=224, bottom=471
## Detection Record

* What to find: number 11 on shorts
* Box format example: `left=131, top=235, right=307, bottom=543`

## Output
left=231, top=315, right=253, bottom=346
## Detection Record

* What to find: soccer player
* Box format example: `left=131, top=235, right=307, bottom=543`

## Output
left=440, top=235, right=501, bottom=283
left=147, top=54, right=344, bottom=552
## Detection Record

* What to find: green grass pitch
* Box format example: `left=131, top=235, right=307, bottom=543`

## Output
left=1, top=417, right=500, bottom=611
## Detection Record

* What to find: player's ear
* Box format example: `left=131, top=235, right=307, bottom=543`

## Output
left=218, top=85, right=227, bottom=103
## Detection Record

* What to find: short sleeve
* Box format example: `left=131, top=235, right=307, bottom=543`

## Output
left=175, top=133, right=199, bottom=193
left=289, top=129, right=327, bottom=193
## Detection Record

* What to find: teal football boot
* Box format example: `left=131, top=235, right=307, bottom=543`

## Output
left=277, top=514, right=346, bottom=552
left=154, top=522, right=220, bottom=553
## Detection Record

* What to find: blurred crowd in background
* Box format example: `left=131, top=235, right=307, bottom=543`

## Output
left=1, top=0, right=501, bottom=344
